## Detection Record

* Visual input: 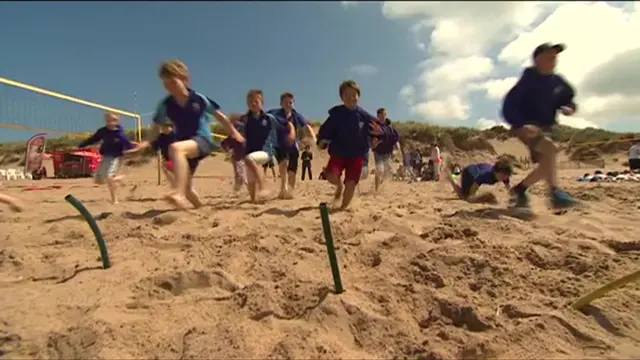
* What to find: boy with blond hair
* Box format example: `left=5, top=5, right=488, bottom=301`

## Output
left=78, top=112, right=135, bottom=204
left=230, top=89, right=293, bottom=202
left=317, top=80, right=392, bottom=210
left=131, top=60, right=242, bottom=209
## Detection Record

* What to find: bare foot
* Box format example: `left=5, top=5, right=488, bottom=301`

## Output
left=164, top=193, right=189, bottom=210
left=278, top=190, right=293, bottom=200
left=257, top=188, right=270, bottom=200
left=331, top=185, right=342, bottom=208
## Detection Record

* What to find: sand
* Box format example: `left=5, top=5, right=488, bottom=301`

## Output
left=1, top=152, right=640, bottom=360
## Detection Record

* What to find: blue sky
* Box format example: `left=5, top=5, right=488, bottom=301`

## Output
left=0, top=1, right=421, bottom=142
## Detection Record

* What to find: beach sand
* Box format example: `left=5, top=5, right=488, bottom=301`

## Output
left=1, top=152, right=640, bottom=359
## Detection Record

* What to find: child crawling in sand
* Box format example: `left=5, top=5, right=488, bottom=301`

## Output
left=446, top=159, right=513, bottom=204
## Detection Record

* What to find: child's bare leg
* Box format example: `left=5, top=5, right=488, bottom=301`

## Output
left=166, top=141, right=199, bottom=209
left=162, top=167, right=176, bottom=188
left=106, top=177, right=119, bottom=204
left=277, top=161, right=289, bottom=198
left=341, top=180, right=357, bottom=210
left=537, top=138, right=559, bottom=188
left=247, top=181, right=257, bottom=202
left=245, top=157, right=269, bottom=199
left=445, top=170, right=466, bottom=199
left=185, top=176, right=203, bottom=209
left=0, top=193, right=23, bottom=212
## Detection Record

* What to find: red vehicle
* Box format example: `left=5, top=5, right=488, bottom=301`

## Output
left=52, top=148, right=102, bottom=178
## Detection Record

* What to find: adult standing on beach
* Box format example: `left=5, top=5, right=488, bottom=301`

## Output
left=430, top=140, right=442, bottom=181
left=628, top=140, right=640, bottom=172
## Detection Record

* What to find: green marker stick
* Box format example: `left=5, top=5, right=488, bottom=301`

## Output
left=64, top=194, right=111, bottom=269
left=319, top=203, right=344, bottom=294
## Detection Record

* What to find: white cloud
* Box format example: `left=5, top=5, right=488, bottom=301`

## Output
left=468, top=77, right=518, bottom=101
left=349, top=64, right=378, bottom=76
left=497, top=2, right=640, bottom=126
left=398, top=84, right=416, bottom=105
left=379, top=1, right=640, bottom=130
left=340, top=1, right=358, bottom=9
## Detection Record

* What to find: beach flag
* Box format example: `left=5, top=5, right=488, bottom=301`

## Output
left=24, top=133, right=47, bottom=174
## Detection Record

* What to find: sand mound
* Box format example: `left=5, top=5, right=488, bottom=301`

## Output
left=1, top=158, right=639, bottom=359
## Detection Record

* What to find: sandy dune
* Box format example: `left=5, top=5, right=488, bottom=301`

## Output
left=1, top=154, right=640, bottom=360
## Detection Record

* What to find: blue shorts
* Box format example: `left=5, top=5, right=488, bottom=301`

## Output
left=186, top=135, right=214, bottom=174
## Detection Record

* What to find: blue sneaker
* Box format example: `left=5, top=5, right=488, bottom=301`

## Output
left=509, top=192, right=530, bottom=209
left=551, top=189, right=579, bottom=209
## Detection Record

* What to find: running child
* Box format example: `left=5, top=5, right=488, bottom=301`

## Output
left=78, top=112, right=135, bottom=204
left=316, top=80, right=392, bottom=210
left=372, top=108, right=403, bottom=192
left=132, top=60, right=242, bottom=209
left=268, top=92, right=317, bottom=199
left=446, top=159, right=513, bottom=204
left=502, top=43, right=579, bottom=210
left=221, top=116, right=248, bottom=192
left=300, top=144, right=313, bottom=180
left=231, top=89, right=291, bottom=202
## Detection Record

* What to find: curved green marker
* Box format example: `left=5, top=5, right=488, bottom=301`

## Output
left=64, top=194, right=111, bottom=269
left=319, top=203, right=344, bottom=294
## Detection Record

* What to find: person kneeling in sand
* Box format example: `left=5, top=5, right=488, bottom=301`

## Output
left=446, top=159, right=513, bottom=204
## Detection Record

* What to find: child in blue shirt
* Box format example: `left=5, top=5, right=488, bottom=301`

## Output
left=447, top=159, right=513, bottom=203
left=78, top=112, right=135, bottom=204
left=130, top=60, right=242, bottom=210
left=230, top=89, right=293, bottom=202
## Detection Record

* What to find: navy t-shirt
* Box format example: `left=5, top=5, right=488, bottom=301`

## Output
left=464, top=163, right=510, bottom=187
left=152, top=89, right=219, bottom=144
left=244, top=111, right=278, bottom=155
left=268, top=108, right=309, bottom=152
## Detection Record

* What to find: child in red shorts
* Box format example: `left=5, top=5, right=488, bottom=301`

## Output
left=317, top=80, right=391, bottom=210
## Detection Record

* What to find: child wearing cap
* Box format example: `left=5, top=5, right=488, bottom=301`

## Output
left=502, top=42, right=579, bottom=211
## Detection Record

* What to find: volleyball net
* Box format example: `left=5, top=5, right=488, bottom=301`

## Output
left=0, top=76, right=142, bottom=143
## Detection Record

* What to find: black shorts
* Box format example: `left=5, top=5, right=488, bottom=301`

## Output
left=274, top=147, right=300, bottom=173
left=630, top=158, right=640, bottom=171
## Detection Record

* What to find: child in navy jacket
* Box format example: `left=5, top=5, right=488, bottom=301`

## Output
left=78, top=112, right=134, bottom=204
left=502, top=43, right=579, bottom=211
left=317, top=80, right=392, bottom=210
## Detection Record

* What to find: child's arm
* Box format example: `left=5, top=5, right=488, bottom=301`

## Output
left=204, top=97, right=244, bottom=143
left=294, top=111, right=317, bottom=144
left=78, top=128, right=104, bottom=148
left=317, top=115, right=336, bottom=149
left=286, top=120, right=296, bottom=145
